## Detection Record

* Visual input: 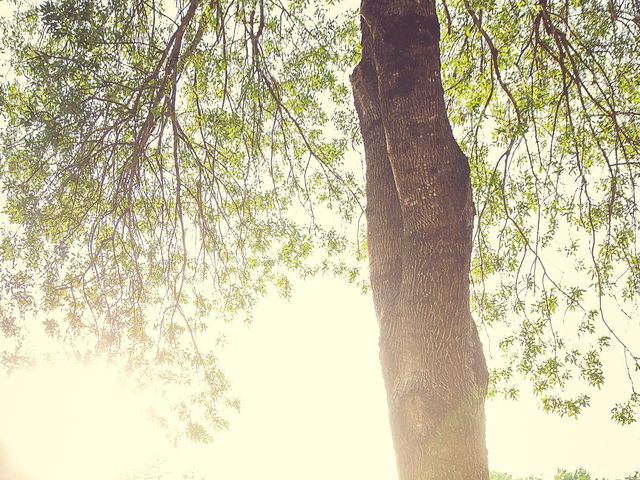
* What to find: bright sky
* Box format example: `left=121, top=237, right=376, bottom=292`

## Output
left=1, top=277, right=639, bottom=480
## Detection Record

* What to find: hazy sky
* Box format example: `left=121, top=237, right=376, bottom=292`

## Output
left=1, top=277, right=639, bottom=480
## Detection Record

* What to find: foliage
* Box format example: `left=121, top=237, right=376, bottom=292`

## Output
left=555, top=468, right=596, bottom=480
left=0, top=0, right=361, bottom=439
left=490, top=472, right=542, bottom=480
left=491, top=469, right=640, bottom=480
left=440, top=0, right=640, bottom=422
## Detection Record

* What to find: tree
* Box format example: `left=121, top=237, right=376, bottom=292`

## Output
left=352, top=0, right=638, bottom=479
left=351, top=1, right=488, bottom=477
left=1, top=0, right=639, bottom=479
left=351, top=1, right=640, bottom=476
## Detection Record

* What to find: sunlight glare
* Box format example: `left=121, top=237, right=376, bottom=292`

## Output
left=0, top=361, right=161, bottom=480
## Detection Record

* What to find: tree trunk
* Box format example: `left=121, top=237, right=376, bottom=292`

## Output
left=351, top=1, right=490, bottom=479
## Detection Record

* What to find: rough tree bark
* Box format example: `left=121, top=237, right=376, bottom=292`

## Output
left=350, top=1, right=490, bottom=479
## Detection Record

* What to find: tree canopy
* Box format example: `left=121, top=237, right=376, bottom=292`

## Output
left=1, top=0, right=362, bottom=439
left=1, top=0, right=639, bottom=439
left=440, top=0, right=640, bottom=424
